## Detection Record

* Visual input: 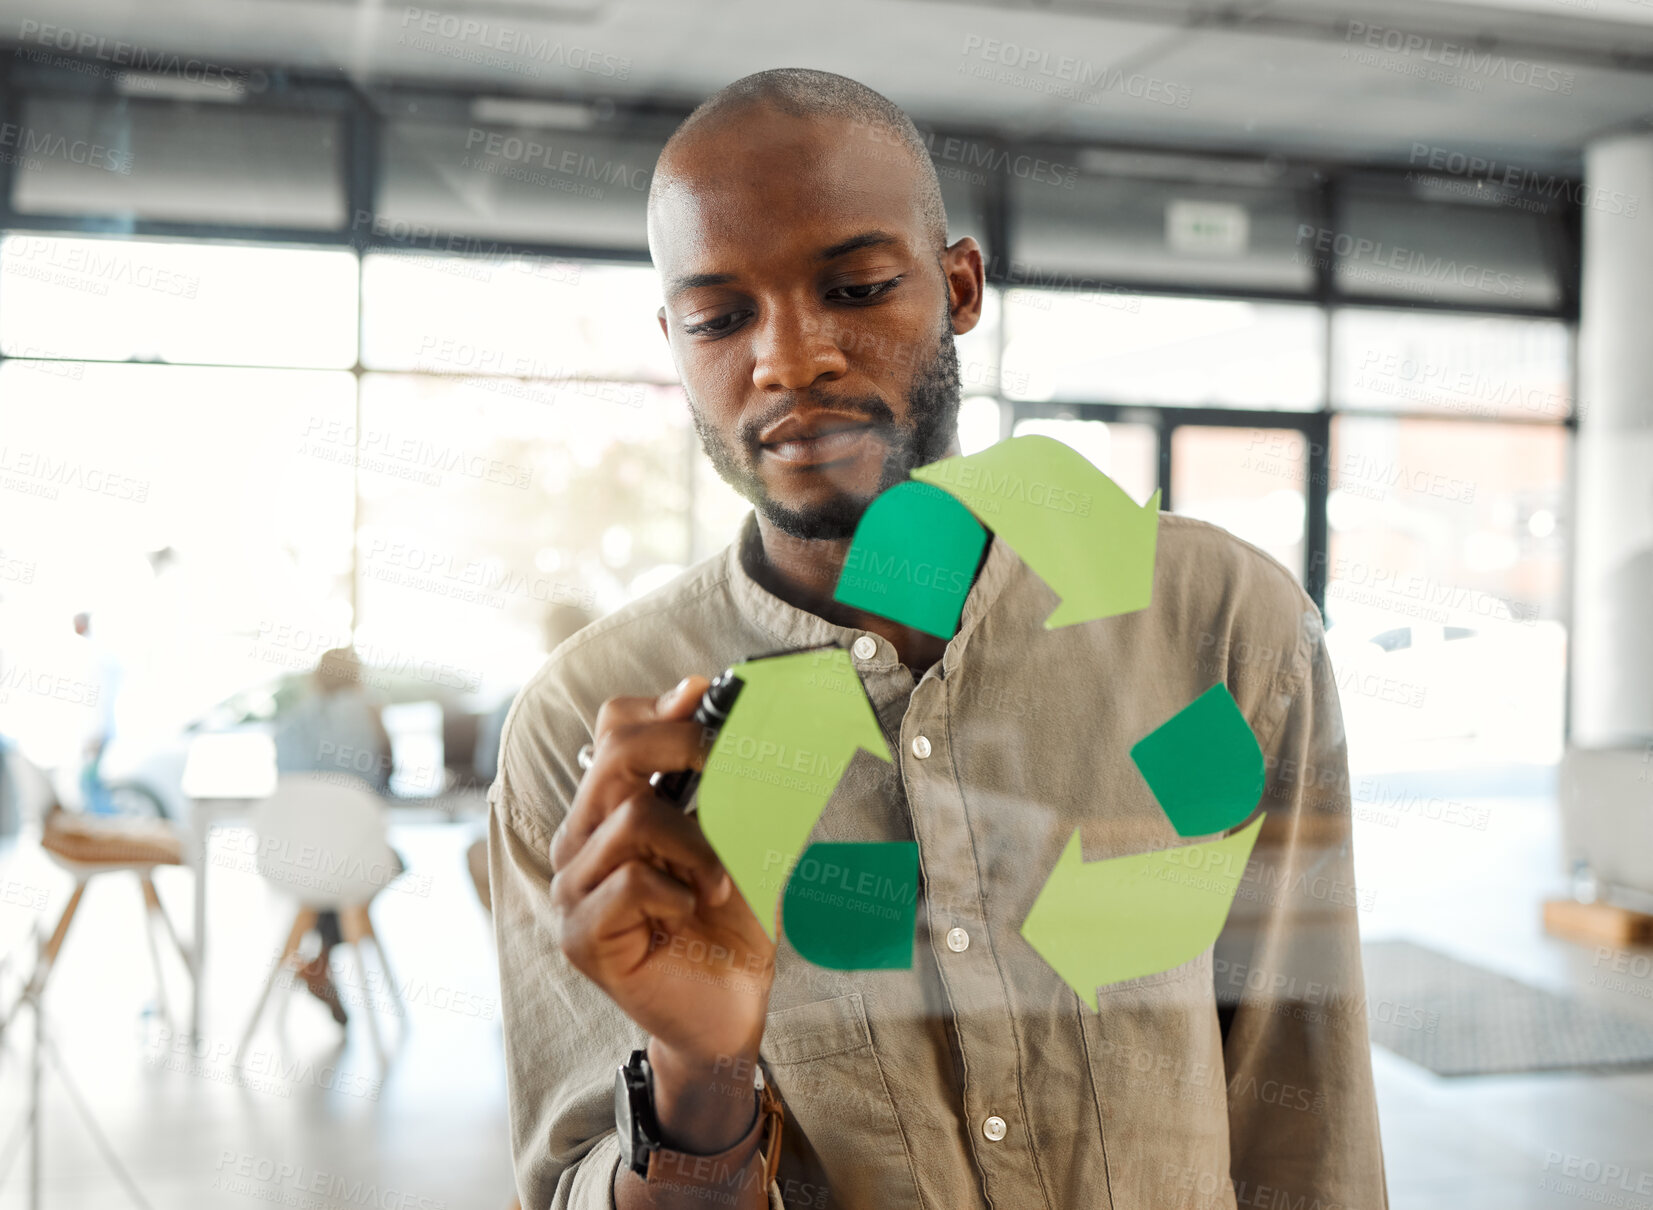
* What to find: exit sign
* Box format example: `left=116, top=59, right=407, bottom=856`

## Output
left=1166, top=200, right=1249, bottom=256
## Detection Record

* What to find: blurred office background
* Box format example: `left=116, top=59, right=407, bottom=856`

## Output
left=0, top=0, right=1648, bottom=1206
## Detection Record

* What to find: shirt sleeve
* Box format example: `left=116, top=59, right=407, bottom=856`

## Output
left=489, top=779, right=626, bottom=1207
left=488, top=668, right=787, bottom=1210
left=1213, top=604, right=1391, bottom=1209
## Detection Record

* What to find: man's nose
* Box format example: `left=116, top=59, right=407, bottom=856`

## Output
left=751, top=303, right=848, bottom=392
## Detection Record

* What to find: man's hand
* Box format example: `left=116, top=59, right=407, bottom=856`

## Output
left=549, top=676, right=777, bottom=1155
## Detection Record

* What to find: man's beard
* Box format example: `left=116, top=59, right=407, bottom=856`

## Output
left=688, top=320, right=963, bottom=541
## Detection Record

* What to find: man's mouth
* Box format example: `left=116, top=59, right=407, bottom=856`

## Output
left=757, top=412, right=879, bottom=468
left=761, top=425, right=875, bottom=466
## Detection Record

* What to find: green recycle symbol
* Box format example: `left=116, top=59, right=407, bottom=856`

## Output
left=696, top=435, right=1266, bottom=1001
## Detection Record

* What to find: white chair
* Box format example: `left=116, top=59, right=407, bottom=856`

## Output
left=236, top=773, right=405, bottom=1061
left=0, top=752, right=192, bottom=1038
left=0, top=750, right=181, bottom=1209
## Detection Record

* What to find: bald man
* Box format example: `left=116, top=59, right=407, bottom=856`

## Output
left=489, top=69, right=1387, bottom=1210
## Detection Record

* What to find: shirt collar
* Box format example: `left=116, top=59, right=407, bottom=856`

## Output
left=723, top=509, right=1020, bottom=674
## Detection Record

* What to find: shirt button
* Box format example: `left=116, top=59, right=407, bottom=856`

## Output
left=911, top=735, right=932, bottom=759
left=946, top=927, right=970, bottom=953
left=983, top=1115, right=1007, bottom=1142
left=851, top=635, right=877, bottom=661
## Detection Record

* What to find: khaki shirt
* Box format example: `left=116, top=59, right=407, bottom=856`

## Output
left=489, top=510, right=1388, bottom=1210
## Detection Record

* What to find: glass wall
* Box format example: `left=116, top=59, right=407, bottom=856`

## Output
left=0, top=64, right=1580, bottom=795
left=1323, top=414, right=1568, bottom=772
left=0, top=235, right=724, bottom=795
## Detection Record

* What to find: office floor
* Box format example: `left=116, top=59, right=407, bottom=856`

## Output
left=0, top=806, right=515, bottom=1210
left=1353, top=771, right=1653, bottom=1210
left=0, top=776, right=1647, bottom=1210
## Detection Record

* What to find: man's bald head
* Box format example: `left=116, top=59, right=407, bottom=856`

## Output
left=649, top=68, right=948, bottom=252
left=646, top=68, right=983, bottom=543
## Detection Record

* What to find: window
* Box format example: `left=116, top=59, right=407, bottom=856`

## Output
left=362, top=253, right=671, bottom=382
left=1011, top=416, right=1158, bottom=507
left=0, top=360, right=356, bottom=752
left=1331, top=308, right=1573, bottom=420
left=0, top=88, right=1580, bottom=783
left=959, top=397, right=1005, bottom=456
left=0, top=235, right=358, bottom=368
left=954, top=287, right=1004, bottom=398
left=1171, top=426, right=1306, bottom=580
left=1003, top=292, right=1324, bottom=410
left=353, top=374, right=694, bottom=677
left=1325, top=414, right=1568, bottom=771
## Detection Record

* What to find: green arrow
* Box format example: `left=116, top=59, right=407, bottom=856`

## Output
left=782, top=842, right=919, bottom=970
left=912, top=435, right=1160, bottom=627
left=834, top=481, right=987, bottom=640
left=1130, top=684, right=1266, bottom=837
left=1020, top=816, right=1264, bottom=1008
left=697, top=648, right=892, bottom=939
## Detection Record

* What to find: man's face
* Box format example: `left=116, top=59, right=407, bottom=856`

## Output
left=650, top=107, right=983, bottom=540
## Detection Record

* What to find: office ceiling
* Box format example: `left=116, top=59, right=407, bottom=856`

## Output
left=4, top=0, right=1651, bottom=172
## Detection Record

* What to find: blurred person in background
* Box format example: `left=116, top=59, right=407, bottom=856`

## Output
left=273, top=645, right=394, bottom=1024
left=71, top=611, right=122, bottom=816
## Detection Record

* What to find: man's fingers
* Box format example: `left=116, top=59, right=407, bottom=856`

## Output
left=656, top=675, right=711, bottom=720
left=591, top=676, right=708, bottom=744
left=591, top=696, right=655, bottom=744
left=559, top=859, right=697, bottom=968
left=595, top=719, right=712, bottom=784
left=550, top=713, right=716, bottom=871
left=564, top=792, right=732, bottom=906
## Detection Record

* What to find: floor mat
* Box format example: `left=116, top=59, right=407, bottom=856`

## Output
left=1362, top=939, right=1653, bottom=1076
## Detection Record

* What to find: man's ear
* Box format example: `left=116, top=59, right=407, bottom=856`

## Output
left=657, top=306, right=669, bottom=340
left=943, top=236, right=985, bottom=338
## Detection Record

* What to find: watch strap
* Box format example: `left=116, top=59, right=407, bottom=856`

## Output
left=645, top=1074, right=784, bottom=1189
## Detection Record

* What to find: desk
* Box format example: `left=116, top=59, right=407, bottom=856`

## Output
left=182, top=796, right=260, bottom=1044
left=180, top=731, right=277, bottom=1044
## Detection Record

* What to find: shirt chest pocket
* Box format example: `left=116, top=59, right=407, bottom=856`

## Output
left=761, top=992, right=925, bottom=1210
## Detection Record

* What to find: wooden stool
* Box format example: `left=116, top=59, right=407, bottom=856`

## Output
left=1, top=804, right=191, bottom=1036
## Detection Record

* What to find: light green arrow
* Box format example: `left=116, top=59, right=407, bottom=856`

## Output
left=912, top=435, right=1160, bottom=627
left=698, top=648, right=892, bottom=939
left=1021, top=815, right=1264, bottom=1007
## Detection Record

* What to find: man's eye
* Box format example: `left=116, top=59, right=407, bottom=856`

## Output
left=827, top=277, right=902, bottom=303
left=682, top=311, right=751, bottom=338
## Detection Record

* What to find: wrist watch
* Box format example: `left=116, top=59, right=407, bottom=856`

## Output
left=614, top=1049, right=784, bottom=1187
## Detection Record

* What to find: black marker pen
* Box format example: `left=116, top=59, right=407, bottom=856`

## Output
left=649, top=668, right=744, bottom=810
left=648, top=643, right=839, bottom=811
